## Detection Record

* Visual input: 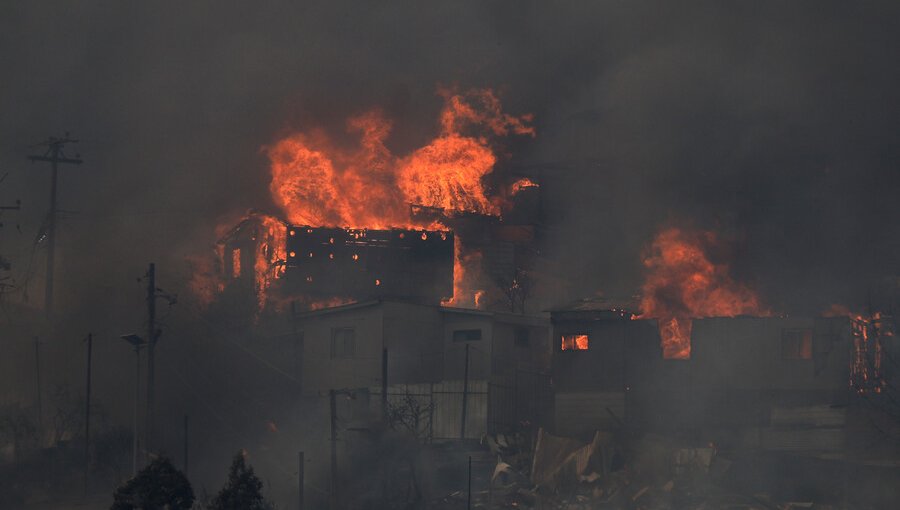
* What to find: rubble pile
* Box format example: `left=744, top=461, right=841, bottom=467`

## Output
left=428, top=429, right=849, bottom=510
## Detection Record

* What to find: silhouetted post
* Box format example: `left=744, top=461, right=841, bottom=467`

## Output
left=467, top=455, right=472, bottom=510
left=145, top=263, right=157, bottom=461
left=381, top=348, right=388, bottom=418
left=27, top=135, right=82, bottom=317
left=329, top=389, right=338, bottom=510
left=133, top=345, right=141, bottom=475
left=84, top=333, right=93, bottom=493
left=183, top=414, right=189, bottom=475
left=460, top=343, right=470, bottom=439
left=121, top=335, right=145, bottom=476
left=298, top=451, right=305, bottom=510
left=34, top=337, right=42, bottom=434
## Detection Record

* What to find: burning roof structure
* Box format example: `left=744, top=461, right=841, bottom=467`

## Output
left=193, top=88, right=541, bottom=314
left=281, top=225, right=454, bottom=302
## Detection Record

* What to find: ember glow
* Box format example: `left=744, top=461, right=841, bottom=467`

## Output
left=252, top=214, right=287, bottom=309
left=824, top=305, right=893, bottom=394
left=510, top=177, right=539, bottom=195
left=638, top=228, right=768, bottom=359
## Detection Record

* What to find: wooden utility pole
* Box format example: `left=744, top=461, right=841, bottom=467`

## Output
left=27, top=136, right=82, bottom=318
left=145, top=263, right=157, bottom=460
left=460, top=343, right=470, bottom=439
left=84, top=333, right=93, bottom=493
left=329, top=389, right=338, bottom=510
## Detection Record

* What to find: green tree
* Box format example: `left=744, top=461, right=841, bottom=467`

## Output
left=210, top=451, right=271, bottom=510
left=111, top=456, right=194, bottom=510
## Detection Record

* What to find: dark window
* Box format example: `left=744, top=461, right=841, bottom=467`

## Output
left=331, top=327, right=356, bottom=359
left=452, top=329, right=482, bottom=342
left=782, top=329, right=813, bottom=359
left=561, top=334, right=589, bottom=351
left=514, top=327, right=530, bottom=348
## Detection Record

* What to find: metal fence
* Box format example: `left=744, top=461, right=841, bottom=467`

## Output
left=371, top=369, right=551, bottom=441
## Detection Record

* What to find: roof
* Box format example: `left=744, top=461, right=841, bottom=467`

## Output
left=294, top=299, right=548, bottom=326
left=546, top=296, right=639, bottom=314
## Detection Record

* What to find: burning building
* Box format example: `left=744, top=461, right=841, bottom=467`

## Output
left=196, top=88, right=542, bottom=314
left=281, top=225, right=454, bottom=302
left=551, top=303, right=854, bottom=452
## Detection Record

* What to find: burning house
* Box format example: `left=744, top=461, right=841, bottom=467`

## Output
left=197, top=88, right=544, bottom=315
left=549, top=299, right=899, bottom=464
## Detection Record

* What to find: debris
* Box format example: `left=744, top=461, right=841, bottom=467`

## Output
left=632, top=485, right=649, bottom=501
left=531, top=428, right=614, bottom=491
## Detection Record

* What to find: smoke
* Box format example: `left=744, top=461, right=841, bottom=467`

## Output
left=1, top=2, right=896, bottom=316
left=1, top=1, right=899, bottom=504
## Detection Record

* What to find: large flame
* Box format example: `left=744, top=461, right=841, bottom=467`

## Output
left=264, top=88, right=533, bottom=306
left=638, top=227, right=767, bottom=359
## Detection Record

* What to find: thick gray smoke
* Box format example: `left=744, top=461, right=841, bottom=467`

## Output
left=1, top=1, right=898, bottom=317
left=0, top=2, right=898, bottom=504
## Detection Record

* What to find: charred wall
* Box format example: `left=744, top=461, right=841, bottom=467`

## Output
left=551, top=314, right=854, bottom=454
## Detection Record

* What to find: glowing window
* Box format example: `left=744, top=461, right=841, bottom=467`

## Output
left=231, top=248, right=241, bottom=279
left=561, top=334, right=589, bottom=351
left=782, top=329, right=813, bottom=359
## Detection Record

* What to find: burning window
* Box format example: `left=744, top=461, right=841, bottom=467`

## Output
left=781, top=329, right=813, bottom=360
left=231, top=248, right=241, bottom=279
left=561, top=334, right=589, bottom=351
left=452, top=329, right=482, bottom=342
left=330, top=327, right=356, bottom=359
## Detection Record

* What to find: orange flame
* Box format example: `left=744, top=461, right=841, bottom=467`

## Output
left=638, top=228, right=768, bottom=359
left=265, top=88, right=532, bottom=306
left=253, top=214, right=287, bottom=309
left=823, top=305, right=892, bottom=393
left=510, top=177, right=539, bottom=195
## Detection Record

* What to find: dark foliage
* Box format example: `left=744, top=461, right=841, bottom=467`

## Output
left=209, top=451, right=271, bottom=510
left=111, top=456, right=194, bottom=510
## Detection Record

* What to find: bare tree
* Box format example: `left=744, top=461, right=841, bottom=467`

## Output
left=495, top=268, right=534, bottom=314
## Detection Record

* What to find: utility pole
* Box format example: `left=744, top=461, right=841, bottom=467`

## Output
left=121, top=334, right=146, bottom=476
left=145, top=263, right=158, bottom=460
left=460, top=343, right=470, bottom=439
left=34, top=337, right=42, bottom=435
left=381, top=348, right=388, bottom=419
left=27, top=135, right=82, bottom=318
left=84, top=333, right=93, bottom=494
left=329, top=389, right=338, bottom=510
